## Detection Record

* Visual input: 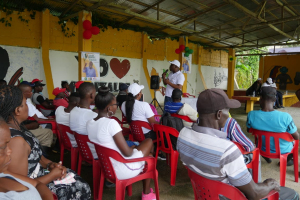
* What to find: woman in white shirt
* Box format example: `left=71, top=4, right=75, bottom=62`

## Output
left=87, top=87, right=157, bottom=200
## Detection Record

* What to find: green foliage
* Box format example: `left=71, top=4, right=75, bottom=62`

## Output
left=235, top=48, right=266, bottom=89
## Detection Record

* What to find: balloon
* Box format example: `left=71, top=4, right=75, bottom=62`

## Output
left=83, top=20, right=92, bottom=30
left=83, top=30, right=92, bottom=39
left=184, top=53, right=189, bottom=57
left=91, top=26, right=100, bottom=35
left=188, top=49, right=194, bottom=54
left=175, top=49, right=180, bottom=54
left=179, top=45, right=185, bottom=51
left=185, top=47, right=189, bottom=52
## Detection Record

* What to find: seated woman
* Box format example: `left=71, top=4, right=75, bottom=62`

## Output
left=0, top=116, right=53, bottom=200
left=0, top=85, right=91, bottom=200
left=87, top=87, right=156, bottom=200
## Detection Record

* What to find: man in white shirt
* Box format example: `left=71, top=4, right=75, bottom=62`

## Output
left=18, top=82, right=54, bottom=157
left=56, top=92, right=80, bottom=147
left=162, top=60, right=185, bottom=106
left=69, top=82, right=98, bottom=158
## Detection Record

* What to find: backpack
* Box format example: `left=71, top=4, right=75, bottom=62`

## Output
left=159, top=112, right=184, bottom=150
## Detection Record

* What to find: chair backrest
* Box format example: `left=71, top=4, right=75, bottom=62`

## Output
left=129, top=121, right=153, bottom=142
left=249, top=128, right=295, bottom=157
left=93, top=144, right=125, bottom=182
left=110, top=116, right=122, bottom=124
left=186, top=167, right=247, bottom=200
left=73, top=132, right=94, bottom=164
left=57, top=124, right=73, bottom=150
left=170, top=113, right=194, bottom=123
left=153, top=124, right=179, bottom=152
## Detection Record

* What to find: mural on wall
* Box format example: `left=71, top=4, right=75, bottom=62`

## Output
left=294, top=72, right=300, bottom=85
left=100, top=58, right=109, bottom=77
left=214, top=69, right=228, bottom=87
left=275, top=67, right=293, bottom=90
left=109, top=58, right=131, bottom=79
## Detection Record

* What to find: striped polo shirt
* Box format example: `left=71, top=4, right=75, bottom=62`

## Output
left=177, top=125, right=252, bottom=187
left=164, top=101, right=183, bottom=113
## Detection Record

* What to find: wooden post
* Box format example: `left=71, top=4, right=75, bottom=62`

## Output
left=142, top=33, right=154, bottom=99
left=179, top=36, right=187, bottom=93
left=227, top=48, right=235, bottom=98
left=42, top=9, right=55, bottom=99
left=259, top=56, right=264, bottom=80
left=78, top=11, right=92, bottom=81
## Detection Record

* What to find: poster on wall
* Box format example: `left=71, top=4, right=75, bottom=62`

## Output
left=182, top=53, right=192, bottom=74
left=81, top=51, right=100, bottom=81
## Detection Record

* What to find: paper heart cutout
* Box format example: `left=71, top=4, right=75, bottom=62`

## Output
left=110, top=58, right=130, bottom=79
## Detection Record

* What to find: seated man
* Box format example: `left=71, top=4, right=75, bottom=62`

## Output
left=18, top=81, right=54, bottom=157
left=61, top=81, right=71, bottom=98
left=116, top=83, right=128, bottom=107
left=70, top=82, right=98, bottom=158
left=247, top=86, right=299, bottom=165
left=246, top=78, right=262, bottom=96
left=56, top=92, right=80, bottom=147
left=53, top=87, right=68, bottom=108
left=75, top=80, right=84, bottom=92
left=164, top=88, right=197, bottom=127
left=31, top=79, right=55, bottom=116
left=178, top=88, right=298, bottom=200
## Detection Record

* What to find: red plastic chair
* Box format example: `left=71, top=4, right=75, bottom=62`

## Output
left=111, top=116, right=133, bottom=141
left=36, top=104, right=55, bottom=113
left=129, top=121, right=154, bottom=143
left=56, top=124, right=79, bottom=171
left=93, top=144, right=160, bottom=200
left=182, top=93, right=195, bottom=98
left=186, top=167, right=279, bottom=200
left=250, top=128, right=299, bottom=186
left=52, top=192, right=58, bottom=200
left=73, top=132, right=100, bottom=200
left=171, top=113, right=195, bottom=123
left=232, top=141, right=259, bottom=183
left=153, top=124, right=179, bottom=186
left=27, top=117, right=59, bottom=136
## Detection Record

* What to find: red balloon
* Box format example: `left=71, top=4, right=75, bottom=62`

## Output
left=91, top=26, right=100, bottom=35
left=179, top=45, right=185, bottom=51
left=83, top=20, right=92, bottom=30
left=83, top=30, right=92, bottom=39
left=175, top=49, right=180, bottom=54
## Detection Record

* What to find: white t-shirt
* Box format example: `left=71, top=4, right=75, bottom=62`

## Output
left=70, top=107, right=98, bottom=157
left=26, top=99, right=47, bottom=119
left=55, top=106, right=77, bottom=147
left=121, top=100, right=154, bottom=134
left=87, top=117, right=144, bottom=180
left=178, top=103, right=198, bottom=128
left=165, top=71, right=185, bottom=97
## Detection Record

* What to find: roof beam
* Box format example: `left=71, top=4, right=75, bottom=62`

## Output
left=217, top=40, right=300, bottom=48
left=60, top=0, right=81, bottom=18
left=224, top=0, right=298, bottom=41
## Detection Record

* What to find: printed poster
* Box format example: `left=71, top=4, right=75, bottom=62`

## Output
left=182, top=53, right=192, bottom=74
left=81, top=51, right=100, bottom=81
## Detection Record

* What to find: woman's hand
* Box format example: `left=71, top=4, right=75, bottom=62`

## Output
left=48, top=162, right=67, bottom=180
left=49, top=167, right=63, bottom=180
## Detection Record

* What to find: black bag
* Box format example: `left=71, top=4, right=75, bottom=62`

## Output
left=159, top=112, right=184, bottom=150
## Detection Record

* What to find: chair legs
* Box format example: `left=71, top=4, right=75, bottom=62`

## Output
left=93, top=160, right=100, bottom=200
left=115, top=182, right=126, bottom=200
left=77, top=155, right=82, bottom=176
left=293, top=151, right=299, bottom=183
left=98, top=171, right=105, bottom=200
left=60, top=146, right=64, bottom=165
left=279, top=154, right=287, bottom=186
left=170, top=152, right=179, bottom=186
left=126, top=185, right=132, bottom=196
left=70, top=148, right=78, bottom=171
left=154, top=170, right=160, bottom=200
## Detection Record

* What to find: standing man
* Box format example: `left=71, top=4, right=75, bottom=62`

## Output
left=162, top=60, right=185, bottom=105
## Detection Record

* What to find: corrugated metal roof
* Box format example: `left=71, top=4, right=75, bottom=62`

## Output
left=2, top=0, right=300, bottom=50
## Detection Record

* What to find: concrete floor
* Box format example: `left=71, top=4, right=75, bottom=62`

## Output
left=50, top=104, right=300, bottom=199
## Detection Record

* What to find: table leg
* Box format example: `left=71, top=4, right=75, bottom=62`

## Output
left=246, top=100, right=254, bottom=113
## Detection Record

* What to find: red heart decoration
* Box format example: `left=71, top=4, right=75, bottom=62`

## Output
left=110, top=58, right=130, bottom=79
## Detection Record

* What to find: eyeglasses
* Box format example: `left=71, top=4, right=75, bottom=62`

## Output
left=111, top=103, right=119, bottom=107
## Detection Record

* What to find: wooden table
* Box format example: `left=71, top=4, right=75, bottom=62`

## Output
left=233, top=93, right=297, bottom=113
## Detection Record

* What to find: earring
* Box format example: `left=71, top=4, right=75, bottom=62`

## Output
left=107, top=111, right=114, bottom=118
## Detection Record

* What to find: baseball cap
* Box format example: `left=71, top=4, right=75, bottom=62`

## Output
left=53, top=87, right=66, bottom=96
left=169, top=60, right=180, bottom=68
left=197, top=88, right=241, bottom=114
left=261, top=86, right=276, bottom=98
left=257, top=78, right=262, bottom=81
left=32, top=79, right=43, bottom=84
left=128, top=83, right=144, bottom=96
left=261, top=83, right=270, bottom=87
left=271, top=83, right=277, bottom=88
left=75, top=81, right=84, bottom=89
left=21, top=81, right=34, bottom=87
left=119, top=83, right=129, bottom=91
left=172, top=88, right=182, bottom=99
left=266, top=78, right=273, bottom=84
left=34, top=81, right=46, bottom=87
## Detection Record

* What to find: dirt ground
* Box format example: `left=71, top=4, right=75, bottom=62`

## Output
left=50, top=104, right=300, bottom=199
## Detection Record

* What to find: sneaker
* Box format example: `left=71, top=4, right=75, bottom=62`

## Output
left=278, top=159, right=294, bottom=166
left=157, top=153, right=166, bottom=160
left=262, top=156, right=272, bottom=163
left=273, top=106, right=278, bottom=109
left=142, top=188, right=156, bottom=200
left=105, top=180, right=115, bottom=188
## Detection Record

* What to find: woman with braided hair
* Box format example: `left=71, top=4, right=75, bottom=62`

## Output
left=0, top=85, right=91, bottom=200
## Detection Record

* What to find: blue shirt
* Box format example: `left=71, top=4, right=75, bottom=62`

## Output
left=83, top=67, right=96, bottom=77
left=164, top=101, right=183, bottom=113
left=247, top=110, right=297, bottom=154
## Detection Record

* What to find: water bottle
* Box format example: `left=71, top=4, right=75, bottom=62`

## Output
left=286, top=90, right=288, bottom=95
left=253, top=91, right=255, bottom=97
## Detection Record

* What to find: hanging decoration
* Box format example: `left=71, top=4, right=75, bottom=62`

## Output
left=82, top=20, right=100, bottom=40
left=174, top=44, right=194, bottom=57
left=228, top=55, right=236, bottom=62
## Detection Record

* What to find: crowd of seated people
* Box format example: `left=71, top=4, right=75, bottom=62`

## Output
left=0, top=77, right=299, bottom=200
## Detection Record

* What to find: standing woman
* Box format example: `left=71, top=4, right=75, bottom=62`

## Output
left=0, top=85, right=91, bottom=200
left=87, top=87, right=157, bottom=200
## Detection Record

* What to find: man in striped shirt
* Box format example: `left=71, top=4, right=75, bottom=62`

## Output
left=177, top=89, right=297, bottom=200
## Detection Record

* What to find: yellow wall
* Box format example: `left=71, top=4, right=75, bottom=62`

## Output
left=263, top=55, right=300, bottom=91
